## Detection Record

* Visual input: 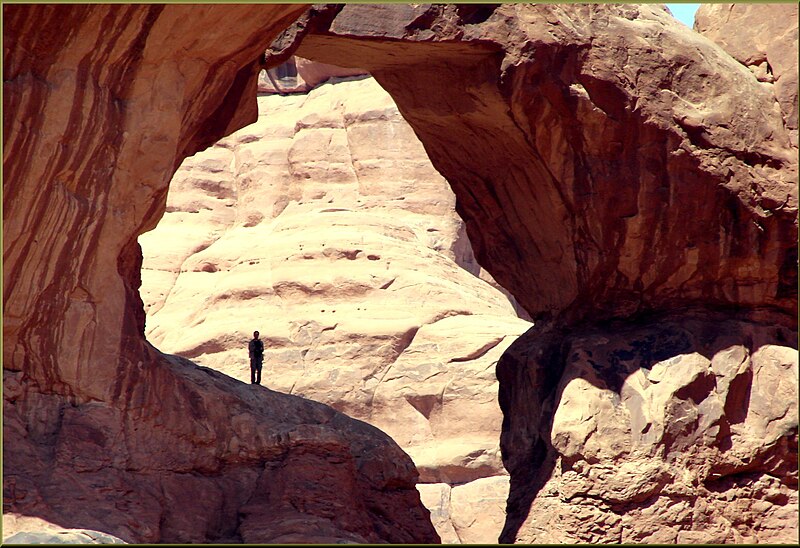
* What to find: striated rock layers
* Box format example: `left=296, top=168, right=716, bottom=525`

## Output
left=3, top=4, right=438, bottom=544
left=266, top=3, right=798, bottom=544
left=5, top=2, right=798, bottom=545
left=139, top=73, right=530, bottom=544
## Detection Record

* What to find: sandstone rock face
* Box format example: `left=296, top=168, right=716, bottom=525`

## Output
left=4, top=5, right=438, bottom=544
left=4, top=357, right=438, bottom=544
left=498, top=310, right=797, bottom=543
left=139, top=74, right=530, bottom=543
left=418, top=476, right=510, bottom=544
left=5, top=531, right=125, bottom=544
left=695, top=3, right=799, bottom=147
left=5, top=3, right=797, bottom=546
left=2, top=514, right=127, bottom=544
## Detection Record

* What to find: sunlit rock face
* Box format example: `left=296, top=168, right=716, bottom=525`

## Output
left=139, top=73, right=531, bottom=543
left=1, top=515, right=127, bottom=544
left=498, top=309, right=798, bottom=543
left=695, top=3, right=798, bottom=147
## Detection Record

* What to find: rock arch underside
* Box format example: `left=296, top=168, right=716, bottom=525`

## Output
left=3, top=3, right=797, bottom=544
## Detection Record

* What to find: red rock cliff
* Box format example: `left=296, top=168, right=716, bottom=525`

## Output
left=3, top=4, right=439, bottom=543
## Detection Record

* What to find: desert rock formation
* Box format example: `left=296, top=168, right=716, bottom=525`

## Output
left=3, top=5, right=437, bottom=544
left=695, top=3, right=798, bottom=147
left=271, top=3, right=797, bottom=324
left=139, top=72, right=530, bottom=543
left=498, top=308, right=798, bottom=543
left=5, top=3, right=797, bottom=545
left=269, top=3, right=798, bottom=543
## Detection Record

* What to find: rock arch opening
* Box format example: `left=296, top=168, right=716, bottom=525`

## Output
left=257, top=9, right=798, bottom=540
left=138, top=54, right=531, bottom=544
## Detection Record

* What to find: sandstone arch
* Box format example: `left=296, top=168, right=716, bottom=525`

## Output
left=267, top=6, right=797, bottom=541
left=4, top=3, right=797, bottom=543
left=269, top=3, right=796, bottom=325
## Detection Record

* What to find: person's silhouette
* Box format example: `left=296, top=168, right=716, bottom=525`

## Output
left=248, top=331, right=264, bottom=385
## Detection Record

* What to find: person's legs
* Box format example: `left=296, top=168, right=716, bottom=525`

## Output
left=250, top=359, right=256, bottom=384
left=255, top=362, right=262, bottom=384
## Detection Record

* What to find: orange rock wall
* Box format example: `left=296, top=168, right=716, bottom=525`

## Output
left=695, top=3, right=798, bottom=146
left=4, top=4, right=304, bottom=400
left=3, top=5, right=439, bottom=544
left=4, top=3, right=797, bottom=544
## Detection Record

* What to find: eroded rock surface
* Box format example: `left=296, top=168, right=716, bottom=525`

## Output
left=271, top=3, right=797, bottom=324
left=418, top=476, right=510, bottom=544
left=695, top=3, right=798, bottom=146
left=4, top=354, right=438, bottom=543
left=3, top=5, right=437, bottom=544
left=139, top=74, right=530, bottom=543
left=498, top=310, right=798, bottom=543
left=5, top=2, right=797, bottom=545
left=2, top=515, right=127, bottom=544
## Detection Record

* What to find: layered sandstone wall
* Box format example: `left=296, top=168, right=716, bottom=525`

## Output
left=139, top=73, right=530, bottom=543
left=5, top=3, right=797, bottom=545
left=3, top=5, right=438, bottom=544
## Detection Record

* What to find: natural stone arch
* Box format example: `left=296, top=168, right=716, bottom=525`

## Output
left=4, top=5, right=440, bottom=543
left=266, top=6, right=795, bottom=542
left=3, top=3, right=796, bottom=544
left=268, top=3, right=796, bottom=326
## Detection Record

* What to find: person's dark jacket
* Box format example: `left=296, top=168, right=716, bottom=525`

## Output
left=249, top=338, right=264, bottom=363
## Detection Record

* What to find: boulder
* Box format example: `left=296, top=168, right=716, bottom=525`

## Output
left=418, top=476, right=510, bottom=544
left=3, top=358, right=439, bottom=543
left=2, top=515, right=126, bottom=544
left=497, top=310, right=798, bottom=543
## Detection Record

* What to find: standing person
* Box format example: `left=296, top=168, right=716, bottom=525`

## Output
left=248, top=330, right=264, bottom=385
